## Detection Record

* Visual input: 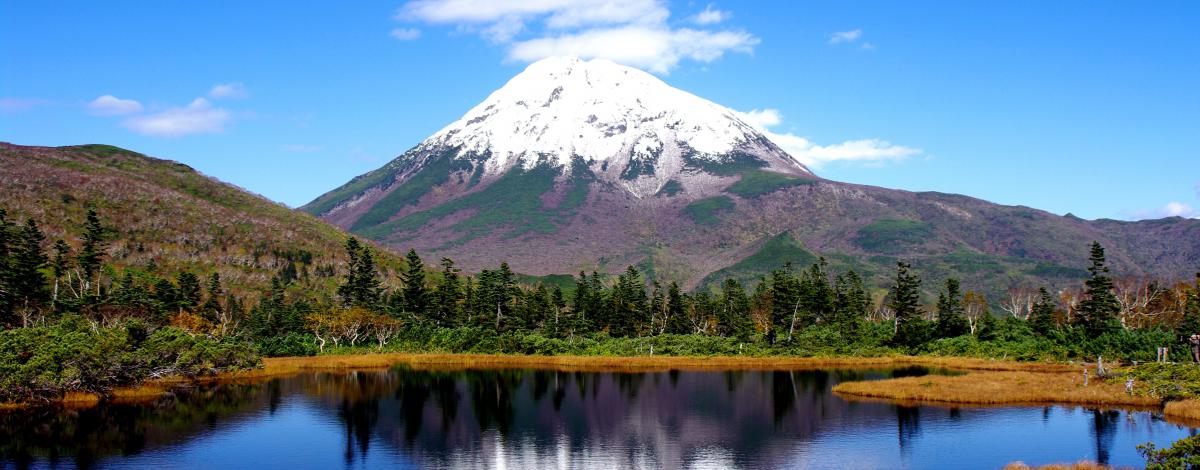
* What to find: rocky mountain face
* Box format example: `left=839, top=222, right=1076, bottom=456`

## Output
left=303, top=57, right=1200, bottom=293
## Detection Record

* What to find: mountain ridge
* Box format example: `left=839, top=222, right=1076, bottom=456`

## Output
left=289, top=57, right=1197, bottom=293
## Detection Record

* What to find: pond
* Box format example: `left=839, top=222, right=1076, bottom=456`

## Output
left=0, top=366, right=1194, bottom=469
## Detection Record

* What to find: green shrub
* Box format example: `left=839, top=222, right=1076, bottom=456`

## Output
left=1139, top=434, right=1200, bottom=470
left=0, top=317, right=261, bottom=403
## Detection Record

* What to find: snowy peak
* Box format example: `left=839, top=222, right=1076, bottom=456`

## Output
left=425, top=56, right=810, bottom=176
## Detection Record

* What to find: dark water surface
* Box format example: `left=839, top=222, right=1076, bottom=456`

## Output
left=1, top=366, right=1194, bottom=469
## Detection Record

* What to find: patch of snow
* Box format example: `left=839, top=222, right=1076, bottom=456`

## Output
left=424, top=56, right=811, bottom=179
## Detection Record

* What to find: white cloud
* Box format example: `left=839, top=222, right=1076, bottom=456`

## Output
left=0, top=97, right=51, bottom=113
left=736, top=108, right=782, bottom=128
left=208, top=83, right=248, bottom=99
left=395, top=0, right=756, bottom=73
left=1124, top=202, right=1200, bottom=220
left=508, top=26, right=758, bottom=74
left=399, top=0, right=667, bottom=29
left=389, top=27, right=422, bottom=40
left=123, top=98, right=230, bottom=137
left=87, top=95, right=143, bottom=116
left=829, top=29, right=862, bottom=44
left=692, top=4, right=728, bottom=25
left=737, top=107, right=920, bottom=168
left=860, top=42, right=875, bottom=51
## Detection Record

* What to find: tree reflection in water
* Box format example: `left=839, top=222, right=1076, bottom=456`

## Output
left=0, top=366, right=1192, bottom=469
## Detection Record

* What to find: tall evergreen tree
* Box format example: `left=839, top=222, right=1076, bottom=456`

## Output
left=177, top=272, right=202, bottom=311
left=1028, top=287, right=1058, bottom=336
left=337, top=238, right=381, bottom=310
left=935, top=278, right=970, bottom=338
left=76, top=209, right=106, bottom=297
left=571, top=271, right=593, bottom=333
left=889, top=261, right=927, bottom=347
left=665, top=281, right=689, bottom=335
left=201, top=273, right=224, bottom=322
left=0, top=209, right=13, bottom=326
left=10, top=220, right=48, bottom=325
left=1077, top=242, right=1122, bottom=336
left=832, top=269, right=870, bottom=331
left=50, top=239, right=71, bottom=306
left=401, top=248, right=427, bottom=317
left=768, top=266, right=799, bottom=338
left=720, top=279, right=753, bottom=339
left=432, top=258, right=461, bottom=326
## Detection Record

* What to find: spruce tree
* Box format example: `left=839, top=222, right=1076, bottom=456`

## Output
left=201, top=273, right=224, bottom=322
left=934, top=278, right=969, bottom=338
left=833, top=269, right=870, bottom=331
left=0, top=210, right=14, bottom=326
left=50, top=239, right=71, bottom=306
left=768, top=266, right=799, bottom=337
left=1077, top=242, right=1121, bottom=336
left=720, top=278, right=753, bottom=339
left=177, top=272, right=202, bottom=311
left=432, top=258, right=461, bottom=326
left=401, top=249, right=427, bottom=317
left=572, top=271, right=592, bottom=333
left=10, top=220, right=48, bottom=325
left=889, top=261, right=927, bottom=347
left=1028, top=287, right=1058, bottom=336
left=76, top=209, right=106, bottom=297
left=665, top=281, right=689, bottom=335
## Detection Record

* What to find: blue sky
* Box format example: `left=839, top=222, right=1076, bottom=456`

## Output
left=2, top=1, right=1197, bottom=220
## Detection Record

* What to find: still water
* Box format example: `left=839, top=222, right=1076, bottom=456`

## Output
left=1, top=366, right=1194, bottom=469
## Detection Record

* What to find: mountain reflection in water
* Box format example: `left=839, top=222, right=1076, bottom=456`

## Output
left=1, top=366, right=1194, bottom=469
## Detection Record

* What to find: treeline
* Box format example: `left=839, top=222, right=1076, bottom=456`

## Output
left=4, top=206, right=1200, bottom=387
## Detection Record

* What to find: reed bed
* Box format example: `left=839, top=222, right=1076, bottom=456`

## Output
left=1003, top=461, right=1115, bottom=470
left=833, top=369, right=1159, bottom=408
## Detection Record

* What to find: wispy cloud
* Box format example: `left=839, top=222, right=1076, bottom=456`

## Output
left=0, top=97, right=51, bottom=113
left=87, top=95, right=143, bottom=116
left=691, top=4, right=728, bottom=25
left=389, top=27, right=422, bottom=40
left=738, top=107, right=921, bottom=168
left=123, top=98, right=231, bottom=137
left=395, top=0, right=758, bottom=74
left=208, top=82, right=248, bottom=100
left=1123, top=201, right=1200, bottom=220
left=829, top=29, right=862, bottom=45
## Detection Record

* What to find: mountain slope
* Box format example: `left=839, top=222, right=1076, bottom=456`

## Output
left=0, top=143, right=400, bottom=296
left=303, top=57, right=1200, bottom=293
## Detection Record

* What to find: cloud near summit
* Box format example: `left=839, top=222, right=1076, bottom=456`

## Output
left=394, top=0, right=758, bottom=73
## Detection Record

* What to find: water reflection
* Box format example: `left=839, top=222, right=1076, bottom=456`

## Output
left=0, top=366, right=1193, bottom=469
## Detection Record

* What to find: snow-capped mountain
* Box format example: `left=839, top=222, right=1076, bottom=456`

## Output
left=426, top=56, right=809, bottom=184
left=303, top=57, right=1200, bottom=292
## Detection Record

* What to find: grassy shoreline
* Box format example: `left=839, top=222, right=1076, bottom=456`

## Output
left=7, top=352, right=1200, bottom=425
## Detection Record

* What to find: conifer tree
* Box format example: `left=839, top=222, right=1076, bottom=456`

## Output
left=76, top=209, right=106, bottom=297
left=201, top=273, right=224, bottom=322
left=768, top=266, right=799, bottom=338
left=0, top=210, right=13, bottom=326
left=720, top=278, right=753, bottom=339
left=432, top=258, right=461, bottom=326
left=177, top=272, right=202, bottom=311
left=833, top=269, right=870, bottom=331
left=665, top=281, right=689, bottom=335
left=1028, top=287, right=1058, bottom=336
left=889, top=261, right=927, bottom=347
left=337, top=238, right=381, bottom=310
left=572, top=271, right=592, bottom=333
left=10, top=220, right=48, bottom=325
left=50, top=239, right=71, bottom=305
left=401, top=249, right=427, bottom=317
left=1077, top=242, right=1122, bottom=336
left=935, top=278, right=970, bottom=338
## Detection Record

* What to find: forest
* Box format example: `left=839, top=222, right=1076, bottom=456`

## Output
left=2, top=206, right=1199, bottom=403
